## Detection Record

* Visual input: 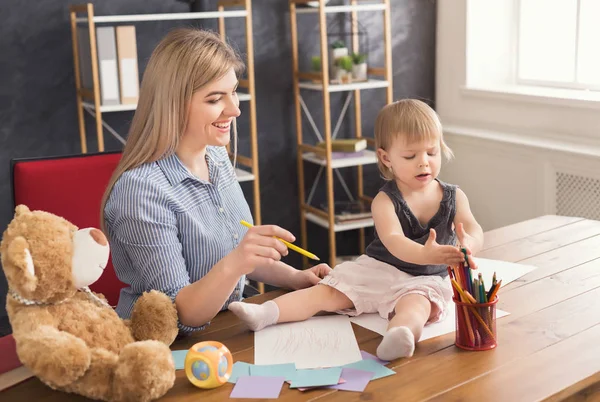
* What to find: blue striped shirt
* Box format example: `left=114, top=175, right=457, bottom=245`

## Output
left=104, top=146, right=252, bottom=333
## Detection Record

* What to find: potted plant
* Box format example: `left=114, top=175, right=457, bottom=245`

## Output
left=311, top=55, right=321, bottom=72
left=336, top=55, right=353, bottom=83
left=311, top=55, right=322, bottom=83
left=331, top=40, right=348, bottom=59
left=329, top=40, right=348, bottom=82
left=351, top=52, right=367, bottom=81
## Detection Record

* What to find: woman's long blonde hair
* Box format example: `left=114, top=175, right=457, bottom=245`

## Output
left=100, top=28, right=244, bottom=231
left=374, top=99, right=453, bottom=180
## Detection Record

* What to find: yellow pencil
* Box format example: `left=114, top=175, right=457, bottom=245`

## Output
left=240, top=220, right=320, bottom=261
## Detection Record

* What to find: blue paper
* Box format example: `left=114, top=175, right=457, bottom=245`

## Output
left=171, top=350, right=187, bottom=370
left=228, top=361, right=252, bottom=384
left=289, top=367, right=343, bottom=388
left=250, top=363, right=296, bottom=381
left=342, top=359, right=396, bottom=380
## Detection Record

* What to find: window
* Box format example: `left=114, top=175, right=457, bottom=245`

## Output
left=447, top=0, right=600, bottom=144
left=518, top=0, right=600, bottom=90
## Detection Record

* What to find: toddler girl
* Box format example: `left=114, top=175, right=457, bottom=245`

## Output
left=229, top=99, right=484, bottom=361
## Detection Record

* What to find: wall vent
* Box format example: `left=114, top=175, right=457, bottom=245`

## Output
left=556, top=171, right=600, bottom=220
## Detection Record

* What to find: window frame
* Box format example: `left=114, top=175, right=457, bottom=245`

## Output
left=515, top=0, right=600, bottom=92
left=437, top=0, right=600, bottom=149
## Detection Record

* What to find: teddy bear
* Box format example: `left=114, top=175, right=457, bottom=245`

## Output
left=1, top=205, right=180, bottom=401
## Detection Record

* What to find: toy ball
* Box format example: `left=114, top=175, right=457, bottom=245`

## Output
left=184, top=341, right=233, bottom=389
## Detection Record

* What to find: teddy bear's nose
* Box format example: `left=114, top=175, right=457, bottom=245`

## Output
left=90, top=229, right=108, bottom=246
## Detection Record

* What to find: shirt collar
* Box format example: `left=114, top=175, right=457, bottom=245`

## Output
left=156, top=153, right=194, bottom=187
left=156, top=148, right=222, bottom=187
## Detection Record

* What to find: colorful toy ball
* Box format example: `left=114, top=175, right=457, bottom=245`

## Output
left=184, top=341, right=233, bottom=389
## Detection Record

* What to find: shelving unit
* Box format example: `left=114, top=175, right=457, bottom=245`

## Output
left=290, top=0, right=393, bottom=267
left=305, top=212, right=374, bottom=232
left=302, top=149, right=377, bottom=168
left=80, top=92, right=252, bottom=114
left=298, top=78, right=389, bottom=92
left=69, top=1, right=264, bottom=292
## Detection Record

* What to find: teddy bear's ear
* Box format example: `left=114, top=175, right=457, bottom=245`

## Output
left=6, top=236, right=37, bottom=292
left=14, top=205, right=30, bottom=217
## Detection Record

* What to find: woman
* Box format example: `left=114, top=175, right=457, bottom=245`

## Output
left=101, top=28, right=330, bottom=333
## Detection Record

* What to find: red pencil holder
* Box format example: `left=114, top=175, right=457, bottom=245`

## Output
left=454, top=296, right=498, bottom=351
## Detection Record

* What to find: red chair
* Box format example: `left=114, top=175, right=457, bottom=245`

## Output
left=0, top=334, right=21, bottom=374
left=11, top=152, right=125, bottom=306
left=0, top=334, right=34, bottom=390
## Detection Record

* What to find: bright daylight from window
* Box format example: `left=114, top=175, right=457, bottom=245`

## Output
left=518, top=0, right=600, bottom=90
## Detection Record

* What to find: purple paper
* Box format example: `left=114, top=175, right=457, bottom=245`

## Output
left=230, top=376, right=285, bottom=399
left=361, top=350, right=390, bottom=365
left=297, top=377, right=346, bottom=392
left=326, top=368, right=374, bottom=392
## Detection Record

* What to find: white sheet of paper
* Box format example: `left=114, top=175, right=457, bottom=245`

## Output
left=350, top=258, right=536, bottom=337
left=350, top=308, right=509, bottom=338
left=472, top=257, right=537, bottom=286
left=254, top=315, right=362, bottom=369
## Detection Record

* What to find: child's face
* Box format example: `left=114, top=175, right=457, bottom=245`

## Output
left=182, top=67, right=241, bottom=149
left=378, top=136, right=442, bottom=190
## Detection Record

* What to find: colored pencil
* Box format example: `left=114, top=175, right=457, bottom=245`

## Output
left=451, top=278, right=496, bottom=341
left=450, top=278, right=475, bottom=345
left=489, top=279, right=502, bottom=301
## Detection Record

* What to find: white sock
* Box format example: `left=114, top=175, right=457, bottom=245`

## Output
left=376, top=326, right=415, bottom=361
left=228, top=300, right=280, bottom=331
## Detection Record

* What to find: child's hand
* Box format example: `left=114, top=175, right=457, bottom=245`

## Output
left=423, top=228, right=465, bottom=266
left=456, top=223, right=478, bottom=269
left=290, top=263, right=332, bottom=290
left=459, top=246, right=478, bottom=269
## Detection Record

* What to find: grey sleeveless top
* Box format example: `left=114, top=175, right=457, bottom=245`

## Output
left=365, top=179, right=458, bottom=277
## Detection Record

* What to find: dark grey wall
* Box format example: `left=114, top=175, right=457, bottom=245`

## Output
left=0, top=0, right=436, bottom=335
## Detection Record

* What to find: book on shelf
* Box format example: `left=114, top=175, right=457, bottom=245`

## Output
left=96, top=26, right=121, bottom=106
left=316, top=138, right=367, bottom=153
left=321, top=199, right=372, bottom=223
left=77, top=26, right=140, bottom=107
left=115, top=26, right=139, bottom=105
left=76, top=26, right=93, bottom=92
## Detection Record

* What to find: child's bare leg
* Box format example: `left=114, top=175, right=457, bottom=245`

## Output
left=376, top=294, right=432, bottom=361
left=228, top=285, right=353, bottom=331
left=275, top=284, right=353, bottom=322
left=388, top=294, right=432, bottom=340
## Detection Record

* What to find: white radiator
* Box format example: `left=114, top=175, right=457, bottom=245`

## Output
left=555, top=171, right=600, bottom=220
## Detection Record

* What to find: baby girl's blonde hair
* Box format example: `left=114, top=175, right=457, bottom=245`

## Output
left=374, top=99, right=453, bottom=180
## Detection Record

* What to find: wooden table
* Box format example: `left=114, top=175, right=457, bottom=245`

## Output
left=4, top=215, right=600, bottom=401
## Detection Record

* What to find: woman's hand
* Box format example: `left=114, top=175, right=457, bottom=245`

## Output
left=226, top=225, right=295, bottom=276
left=456, top=223, right=479, bottom=269
left=289, top=263, right=332, bottom=290
left=421, top=228, right=465, bottom=266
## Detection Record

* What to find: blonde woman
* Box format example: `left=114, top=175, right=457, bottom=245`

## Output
left=101, top=29, right=331, bottom=334
left=229, top=99, right=484, bottom=361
